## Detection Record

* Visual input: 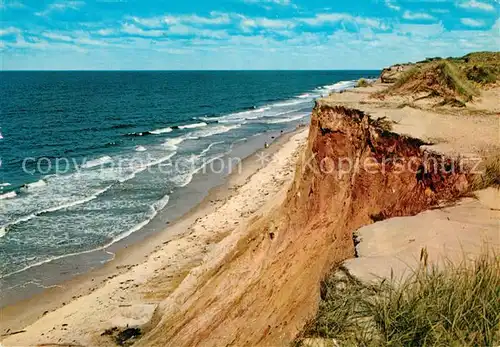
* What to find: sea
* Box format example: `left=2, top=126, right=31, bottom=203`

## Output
left=0, top=70, right=378, bottom=304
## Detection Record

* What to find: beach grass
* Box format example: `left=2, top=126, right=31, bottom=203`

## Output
left=356, top=78, right=370, bottom=88
left=453, top=52, right=500, bottom=85
left=471, top=154, right=500, bottom=191
left=294, top=253, right=500, bottom=346
left=379, top=52, right=500, bottom=103
left=383, top=60, right=478, bottom=102
left=439, top=60, right=478, bottom=101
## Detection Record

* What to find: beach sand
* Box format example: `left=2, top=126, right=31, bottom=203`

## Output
left=1, top=128, right=309, bottom=346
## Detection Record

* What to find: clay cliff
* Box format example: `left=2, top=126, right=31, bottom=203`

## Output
left=138, top=103, right=469, bottom=347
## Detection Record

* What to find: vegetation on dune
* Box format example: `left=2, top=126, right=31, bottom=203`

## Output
left=294, top=253, right=500, bottom=347
left=470, top=153, right=500, bottom=191
left=384, top=60, right=478, bottom=102
left=453, top=52, right=500, bottom=85
left=378, top=51, right=500, bottom=104
left=356, top=78, right=370, bottom=88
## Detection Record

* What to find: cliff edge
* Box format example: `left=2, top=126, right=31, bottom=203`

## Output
left=138, top=103, right=475, bottom=347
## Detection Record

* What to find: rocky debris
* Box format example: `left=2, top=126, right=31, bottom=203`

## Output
left=1, top=329, right=26, bottom=337
left=102, top=326, right=142, bottom=346
left=115, top=328, right=142, bottom=346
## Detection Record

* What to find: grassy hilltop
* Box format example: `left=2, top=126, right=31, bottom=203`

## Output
left=378, top=51, right=500, bottom=105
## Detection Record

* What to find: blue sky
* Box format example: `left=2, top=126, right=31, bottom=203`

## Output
left=0, top=0, right=498, bottom=70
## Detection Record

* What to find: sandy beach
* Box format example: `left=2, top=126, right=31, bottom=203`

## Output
left=1, top=127, right=309, bottom=345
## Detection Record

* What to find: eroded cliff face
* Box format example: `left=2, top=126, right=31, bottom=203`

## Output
left=139, top=104, right=469, bottom=347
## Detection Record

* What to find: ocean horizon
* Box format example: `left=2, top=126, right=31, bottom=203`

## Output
left=1, top=69, right=382, bottom=72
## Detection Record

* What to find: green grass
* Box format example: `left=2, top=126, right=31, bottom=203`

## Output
left=451, top=52, right=500, bottom=85
left=416, top=57, right=443, bottom=64
left=379, top=52, right=499, bottom=103
left=357, top=78, right=370, bottom=88
left=470, top=154, right=500, bottom=191
left=465, top=65, right=497, bottom=84
left=438, top=60, right=478, bottom=101
left=382, top=60, right=478, bottom=102
left=294, top=253, right=500, bottom=347
left=391, top=66, right=420, bottom=89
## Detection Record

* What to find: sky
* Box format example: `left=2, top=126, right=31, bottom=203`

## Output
left=0, top=0, right=498, bottom=70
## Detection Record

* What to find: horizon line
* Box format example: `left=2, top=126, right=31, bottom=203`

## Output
left=0, top=69, right=382, bottom=72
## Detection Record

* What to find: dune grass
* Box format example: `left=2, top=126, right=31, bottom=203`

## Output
left=357, top=78, right=370, bottom=88
left=294, top=253, right=500, bottom=347
left=378, top=52, right=500, bottom=104
left=438, top=60, right=479, bottom=101
left=382, top=60, right=478, bottom=103
left=453, top=52, right=500, bottom=85
left=465, top=65, right=497, bottom=84
left=470, top=154, right=500, bottom=191
left=391, top=66, right=420, bottom=90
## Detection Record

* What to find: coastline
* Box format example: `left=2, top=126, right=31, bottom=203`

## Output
left=2, top=73, right=499, bottom=345
left=0, top=75, right=364, bottom=303
left=1, top=125, right=309, bottom=342
left=0, top=127, right=301, bottom=307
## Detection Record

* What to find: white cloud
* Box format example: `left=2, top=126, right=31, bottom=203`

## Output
left=121, top=23, right=164, bottom=37
left=300, top=13, right=387, bottom=29
left=96, top=28, right=115, bottom=36
left=385, top=0, right=401, bottom=11
left=0, top=26, right=20, bottom=36
left=457, top=0, right=495, bottom=11
left=493, top=18, right=500, bottom=32
left=166, top=24, right=229, bottom=39
left=124, top=12, right=389, bottom=38
left=402, top=10, right=436, bottom=20
left=460, top=17, right=486, bottom=26
left=129, top=16, right=163, bottom=28
left=239, top=16, right=296, bottom=30
left=35, top=1, right=85, bottom=17
left=153, top=47, right=192, bottom=55
left=0, top=0, right=24, bottom=9
left=42, top=32, right=74, bottom=41
left=183, top=13, right=231, bottom=25
left=132, top=12, right=231, bottom=28
left=39, top=30, right=109, bottom=47
left=120, top=22, right=228, bottom=39
left=75, top=36, right=106, bottom=46
left=243, top=0, right=291, bottom=6
left=397, top=23, right=445, bottom=36
left=5, top=34, right=88, bottom=52
left=9, top=35, right=50, bottom=49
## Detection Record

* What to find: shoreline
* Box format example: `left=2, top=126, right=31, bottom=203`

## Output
left=0, top=126, right=309, bottom=338
left=0, top=128, right=297, bottom=307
